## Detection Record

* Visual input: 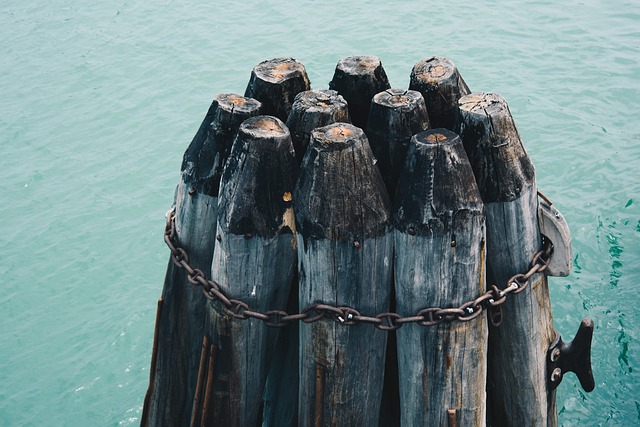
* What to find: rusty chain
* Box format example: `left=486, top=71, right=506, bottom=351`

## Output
left=164, top=207, right=552, bottom=330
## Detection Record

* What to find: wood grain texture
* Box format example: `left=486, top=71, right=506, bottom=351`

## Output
left=365, top=88, right=430, bottom=201
left=245, top=58, right=311, bottom=122
left=286, top=89, right=350, bottom=164
left=203, top=115, right=298, bottom=427
left=147, top=94, right=260, bottom=427
left=410, top=57, right=470, bottom=131
left=329, top=56, right=391, bottom=129
left=393, top=129, right=487, bottom=426
left=456, top=93, right=557, bottom=426
left=295, top=123, right=393, bottom=426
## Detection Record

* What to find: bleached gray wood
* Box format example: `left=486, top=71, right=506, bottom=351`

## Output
left=394, top=129, right=487, bottom=426
left=365, top=88, right=430, bottom=200
left=286, top=89, right=350, bottom=164
left=410, top=57, right=470, bottom=130
left=295, top=123, right=393, bottom=427
left=456, top=93, right=557, bottom=427
left=203, top=115, right=298, bottom=427
left=146, top=94, right=261, bottom=427
left=329, top=56, right=391, bottom=129
left=245, top=58, right=311, bottom=121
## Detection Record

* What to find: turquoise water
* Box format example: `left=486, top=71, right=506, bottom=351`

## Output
left=1, top=0, right=638, bottom=425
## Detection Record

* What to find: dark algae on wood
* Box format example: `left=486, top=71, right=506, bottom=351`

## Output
left=329, top=55, right=391, bottom=129
left=455, top=92, right=557, bottom=426
left=295, top=123, right=393, bottom=426
left=365, top=88, right=430, bottom=200
left=410, top=57, right=470, bottom=131
left=393, top=129, right=487, bottom=426
left=245, top=58, right=311, bottom=122
left=144, top=93, right=260, bottom=427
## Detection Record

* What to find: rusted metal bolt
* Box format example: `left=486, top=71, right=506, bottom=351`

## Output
left=550, top=348, right=561, bottom=362
left=244, top=233, right=253, bottom=239
left=188, top=187, right=196, bottom=196
left=353, top=241, right=361, bottom=249
left=216, top=234, right=222, bottom=242
left=407, top=227, right=416, bottom=236
left=550, top=367, right=562, bottom=383
left=451, top=240, right=457, bottom=247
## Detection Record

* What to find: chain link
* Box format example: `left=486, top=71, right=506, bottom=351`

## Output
left=164, top=208, right=553, bottom=330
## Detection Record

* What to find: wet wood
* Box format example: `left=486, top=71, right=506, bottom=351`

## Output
left=245, top=58, right=311, bottom=121
left=410, top=57, right=470, bottom=130
left=295, top=123, right=393, bottom=426
left=146, top=94, right=261, bottom=427
left=286, top=89, right=350, bottom=164
left=329, top=55, right=391, bottom=129
left=204, top=115, right=298, bottom=427
left=393, top=129, right=487, bottom=426
left=455, top=92, right=557, bottom=426
left=365, top=88, right=430, bottom=200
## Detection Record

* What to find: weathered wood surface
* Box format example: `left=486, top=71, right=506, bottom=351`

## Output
left=365, top=88, right=430, bottom=200
left=286, top=89, right=350, bottom=164
left=410, top=57, right=470, bottom=130
left=202, top=115, right=298, bottom=427
left=294, top=123, right=393, bottom=426
left=329, top=55, right=391, bottom=129
left=394, top=129, right=487, bottom=426
left=245, top=58, right=311, bottom=122
left=145, top=94, right=261, bottom=427
left=455, top=92, right=557, bottom=426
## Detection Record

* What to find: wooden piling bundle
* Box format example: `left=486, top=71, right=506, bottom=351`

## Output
left=455, top=92, right=557, bottom=426
left=410, top=56, right=470, bottom=130
left=202, top=115, right=298, bottom=427
left=365, top=88, right=430, bottom=200
left=144, top=93, right=260, bottom=427
left=144, top=56, right=594, bottom=427
left=329, top=55, right=391, bottom=129
left=294, top=123, right=393, bottom=426
left=394, top=129, right=487, bottom=426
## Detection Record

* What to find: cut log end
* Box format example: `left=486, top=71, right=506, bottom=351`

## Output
left=292, top=89, right=349, bottom=114
left=253, top=57, right=309, bottom=84
left=374, top=89, right=424, bottom=109
left=335, top=55, right=383, bottom=75
left=216, top=93, right=262, bottom=114
left=414, top=128, right=457, bottom=146
left=240, top=115, right=290, bottom=140
left=411, top=56, right=458, bottom=85
left=458, top=92, right=507, bottom=116
left=311, top=123, right=359, bottom=148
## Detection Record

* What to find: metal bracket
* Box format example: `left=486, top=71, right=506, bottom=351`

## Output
left=538, top=191, right=572, bottom=277
left=547, top=318, right=595, bottom=392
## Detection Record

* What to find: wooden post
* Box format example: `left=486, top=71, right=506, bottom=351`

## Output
left=146, top=94, right=261, bottom=427
left=393, top=129, right=487, bottom=426
left=365, top=88, right=430, bottom=200
left=245, top=57, right=311, bottom=122
left=286, top=89, right=350, bottom=164
left=294, top=123, right=393, bottom=426
left=329, top=55, right=391, bottom=129
left=409, top=57, right=470, bottom=130
left=455, top=92, right=557, bottom=426
left=204, top=115, right=298, bottom=427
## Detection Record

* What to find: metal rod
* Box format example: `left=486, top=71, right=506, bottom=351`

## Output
left=200, top=344, right=217, bottom=427
left=447, top=408, right=457, bottom=427
left=190, top=335, right=210, bottom=427
left=314, top=364, right=326, bottom=427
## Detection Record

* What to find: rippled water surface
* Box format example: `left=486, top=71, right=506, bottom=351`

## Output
left=1, top=1, right=638, bottom=425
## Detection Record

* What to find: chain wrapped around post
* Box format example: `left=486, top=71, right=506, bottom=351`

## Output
left=164, top=207, right=552, bottom=330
